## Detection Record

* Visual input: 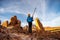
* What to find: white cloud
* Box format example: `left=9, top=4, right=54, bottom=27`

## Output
left=0, top=8, right=5, bottom=13
left=51, top=16, right=60, bottom=26
left=0, top=0, right=60, bottom=27
left=21, top=22, right=28, bottom=27
left=42, top=16, right=60, bottom=27
left=0, top=6, right=25, bottom=14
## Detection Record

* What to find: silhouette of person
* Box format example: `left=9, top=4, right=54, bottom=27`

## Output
left=27, top=14, right=33, bottom=33
left=0, top=20, right=1, bottom=24
left=0, top=20, right=2, bottom=32
left=0, top=20, right=2, bottom=28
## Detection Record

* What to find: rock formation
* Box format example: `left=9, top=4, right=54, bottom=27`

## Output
left=2, top=21, right=8, bottom=28
left=35, top=18, right=45, bottom=32
left=8, top=15, right=23, bottom=32
left=9, top=16, right=21, bottom=27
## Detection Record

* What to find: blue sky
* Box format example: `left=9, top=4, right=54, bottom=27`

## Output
left=0, top=0, right=60, bottom=27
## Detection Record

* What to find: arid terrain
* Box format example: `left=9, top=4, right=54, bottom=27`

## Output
left=0, top=26, right=60, bottom=40
left=0, top=16, right=60, bottom=40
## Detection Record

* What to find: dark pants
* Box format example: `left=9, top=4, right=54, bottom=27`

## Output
left=0, top=25, right=2, bottom=32
left=28, top=22, right=32, bottom=33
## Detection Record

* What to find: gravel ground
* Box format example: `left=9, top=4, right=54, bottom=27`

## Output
left=0, top=28, right=60, bottom=40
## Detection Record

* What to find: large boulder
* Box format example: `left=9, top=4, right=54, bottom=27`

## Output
left=2, top=21, right=8, bottom=28
left=9, top=16, right=21, bottom=27
left=35, top=18, right=45, bottom=32
left=8, top=16, right=23, bottom=33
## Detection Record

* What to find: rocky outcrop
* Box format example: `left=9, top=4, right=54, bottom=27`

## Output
left=9, top=16, right=21, bottom=27
left=35, top=18, right=45, bottom=32
left=2, top=21, right=8, bottom=28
